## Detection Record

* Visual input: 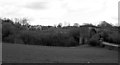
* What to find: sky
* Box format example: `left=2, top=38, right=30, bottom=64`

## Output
left=0, top=0, right=119, bottom=26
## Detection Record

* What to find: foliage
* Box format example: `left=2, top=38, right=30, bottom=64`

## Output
left=105, top=31, right=120, bottom=44
left=57, top=23, right=62, bottom=28
left=100, top=31, right=109, bottom=41
left=73, top=23, right=79, bottom=27
left=18, top=30, right=78, bottom=47
left=2, top=18, right=119, bottom=47
left=69, top=28, right=80, bottom=43
left=2, top=20, right=17, bottom=42
left=88, top=34, right=101, bottom=46
left=98, top=21, right=113, bottom=27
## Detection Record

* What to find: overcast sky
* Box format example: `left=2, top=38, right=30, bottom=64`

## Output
left=0, top=0, right=119, bottom=26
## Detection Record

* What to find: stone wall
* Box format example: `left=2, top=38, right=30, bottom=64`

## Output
left=79, top=27, right=98, bottom=45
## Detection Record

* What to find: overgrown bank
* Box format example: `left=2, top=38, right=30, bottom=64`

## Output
left=2, top=18, right=120, bottom=47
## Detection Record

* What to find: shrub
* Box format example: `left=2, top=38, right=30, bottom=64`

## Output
left=106, top=31, right=120, bottom=44
left=100, top=31, right=109, bottom=41
left=2, top=22, right=18, bottom=43
left=42, top=32, right=78, bottom=46
left=98, top=30, right=120, bottom=44
left=3, top=35, right=15, bottom=43
left=19, top=31, right=40, bottom=45
left=88, top=39, right=100, bottom=46
left=18, top=30, right=78, bottom=47
left=69, top=28, right=80, bottom=43
left=88, top=34, right=101, bottom=46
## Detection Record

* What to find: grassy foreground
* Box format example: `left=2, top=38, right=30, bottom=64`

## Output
left=2, top=43, right=118, bottom=63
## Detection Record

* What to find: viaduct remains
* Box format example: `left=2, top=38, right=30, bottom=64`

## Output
left=79, top=26, right=101, bottom=45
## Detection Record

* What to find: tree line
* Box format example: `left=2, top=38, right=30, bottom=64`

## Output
left=1, top=18, right=120, bottom=47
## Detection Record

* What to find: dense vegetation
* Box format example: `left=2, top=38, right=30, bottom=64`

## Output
left=1, top=18, right=120, bottom=47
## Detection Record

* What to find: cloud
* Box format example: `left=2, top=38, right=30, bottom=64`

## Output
left=24, top=2, right=48, bottom=10
left=0, top=0, right=119, bottom=26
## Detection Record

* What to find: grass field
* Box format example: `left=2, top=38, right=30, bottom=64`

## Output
left=2, top=43, right=118, bottom=63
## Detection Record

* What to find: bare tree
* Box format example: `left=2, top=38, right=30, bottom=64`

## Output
left=13, top=18, right=30, bottom=26
left=20, top=18, right=29, bottom=26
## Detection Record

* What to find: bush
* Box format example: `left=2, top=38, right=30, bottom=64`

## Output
left=69, top=28, right=80, bottom=43
left=88, top=34, right=101, bottom=46
left=98, top=30, right=120, bottom=44
left=2, top=22, right=18, bottom=43
left=19, top=31, right=40, bottom=45
left=50, top=33, right=78, bottom=46
left=88, top=39, right=100, bottom=46
left=106, top=31, right=120, bottom=44
left=3, top=35, right=15, bottom=43
left=100, top=31, right=109, bottom=41
left=18, top=30, right=78, bottom=47
left=2, top=22, right=81, bottom=47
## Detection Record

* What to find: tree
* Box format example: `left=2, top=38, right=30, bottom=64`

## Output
left=82, top=23, right=96, bottom=27
left=2, top=19, right=17, bottom=42
left=21, top=18, right=29, bottom=25
left=57, top=23, right=62, bottom=28
left=2, top=18, right=14, bottom=24
left=13, top=18, right=30, bottom=30
left=98, top=21, right=113, bottom=27
left=73, top=23, right=79, bottom=27
left=14, top=18, right=29, bottom=26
